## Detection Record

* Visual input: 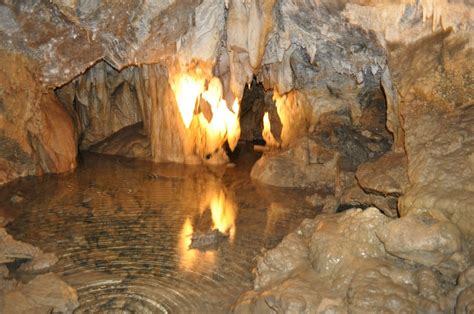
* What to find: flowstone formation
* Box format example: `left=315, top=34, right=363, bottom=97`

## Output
left=234, top=207, right=473, bottom=313
left=0, top=0, right=473, bottom=312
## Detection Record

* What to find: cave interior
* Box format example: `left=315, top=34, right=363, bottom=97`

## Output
left=0, top=1, right=473, bottom=313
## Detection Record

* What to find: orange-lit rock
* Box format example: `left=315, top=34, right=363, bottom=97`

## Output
left=0, top=50, right=77, bottom=185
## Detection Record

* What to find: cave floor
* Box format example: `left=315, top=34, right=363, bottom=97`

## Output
left=0, top=147, right=318, bottom=313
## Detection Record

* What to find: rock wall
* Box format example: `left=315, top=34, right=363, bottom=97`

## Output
left=0, top=50, right=77, bottom=186
left=0, top=0, right=473, bottom=234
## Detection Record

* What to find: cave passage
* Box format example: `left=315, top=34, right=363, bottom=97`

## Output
left=1, top=1, right=472, bottom=312
left=0, top=150, right=317, bottom=312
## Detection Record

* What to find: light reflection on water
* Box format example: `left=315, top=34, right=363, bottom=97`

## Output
left=0, top=151, right=317, bottom=313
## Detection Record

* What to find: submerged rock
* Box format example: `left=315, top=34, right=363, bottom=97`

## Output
left=0, top=273, right=79, bottom=314
left=0, top=223, right=78, bottom=313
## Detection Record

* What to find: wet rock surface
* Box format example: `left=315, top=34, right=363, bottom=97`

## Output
left=0, top=152, right=318, bottom=312
left=0, top=50, right=77, bottom=186
left=251, top=113, right=391, bottom=189
left=0, top=0, right=472, bottom=312
left=0, top=227, right=78, bottom=313
left=378, top=209, right=463, bottom=267
left=235, top=207, right=473, bottom=313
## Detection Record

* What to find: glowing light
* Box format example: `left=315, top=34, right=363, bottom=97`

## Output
left=262, top=112, right=278, bottom=148
left=178, top=217, right=216, bottom=271
left=226, top=99, right=241, bottom=151
left=272, top=90, right=304, bottom=148
left=210, top=190, right=237, bottom=241
left=170, top=71, right=241, bottom=159
left=170, top=73, right=205, bottom=128
left=177, top=183, right=237, bottom=271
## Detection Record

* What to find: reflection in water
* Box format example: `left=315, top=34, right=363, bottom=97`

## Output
left=0, top=151, right=316, bottom=313
left=178, top=218, right=216, bottom=273
left=179, top=178, right=237, bottom=273
left=209, top=189, right=237, bottom=240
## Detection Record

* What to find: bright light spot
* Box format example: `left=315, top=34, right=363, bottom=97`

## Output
left=170, top=73, right=205, bottom=128
left=178, top=217, right=216, bottom=271
left=262, top=112, right=278, bottom=148
left=210, top=190, right=237, bottom=241
left=170, top=71, right=241, bottom=158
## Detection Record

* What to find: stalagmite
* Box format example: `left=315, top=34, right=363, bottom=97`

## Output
left=0, top=1, right=472, bottom=313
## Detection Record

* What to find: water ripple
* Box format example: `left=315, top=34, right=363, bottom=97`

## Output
left=2, top=152, right=317, bottom=312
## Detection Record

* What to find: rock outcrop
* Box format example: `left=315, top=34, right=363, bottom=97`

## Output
left=0, top=50, right=77, bottom=186
left=0, top=226, right=79, bottom=313
left=234, top=207, right=471, bottom=313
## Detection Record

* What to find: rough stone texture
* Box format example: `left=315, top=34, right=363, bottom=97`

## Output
left=0, top=50, right=77, bottom=185
left=0, top=228, right=40, bottom=264
left=377, top=209, right=462, bottom=267
left=251, top=114, right=391, bottom=188
left=0, top=273, right=79, bottom=314
left=18, top=252, right=59, bottom=274
left=235, top=207, right=472, bottom=313
left=391, top=31, right=474, bottom=237
left=0, top=0, right=204, bottom=87
left=0, top=222, right=78, bottom=314
left=456, top=285, right=474, bottom=314
left=88, top=123, right=151, bottom=160
left=356, top=151, right=409, bottom=196
left=56, top=62, right=143, bottom=149
left=254, top=233, right=311, bottom=291
left=251, top=137, right=338, bottom=188
left=340, top=184, right=398, bottom=217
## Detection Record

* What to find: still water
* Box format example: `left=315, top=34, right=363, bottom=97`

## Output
left=1, top=150, right=317, bottom=313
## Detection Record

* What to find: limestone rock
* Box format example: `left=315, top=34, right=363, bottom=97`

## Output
left=250, top=138, right=339, bottom=188
left=389, top=30, right=474, bottom=237
left=377, top=210, right=462, bottom=266
left=340, top=184, right=398, bottom=218
left=235, top=207, right=461, bottom=313
left=0, top=273, right=79, bottom=314
left=0, top=228, right=40, bottom=264
left=58, top=62, right=143, bottom=149
left=18, top=252, right=59, bottom=274
left=399, top=102, right=474, bottom=237
left=88, top=123, right=152, bottom=160
left=455, top=285, right=474, bottom=314
left=347, top=265, right=441, bottom=313
left=0, top=50, right=77, bottom=186
left=356, top=152, right=409, bottom=196
left=251, top=115, right=391, bottom=188
left=308, top=208, right=390, bottom=276
left=254, top=233, right=310, bottom=291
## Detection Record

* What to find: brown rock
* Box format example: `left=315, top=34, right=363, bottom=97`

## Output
left=0, top=50, right=77, bottom=186
left=455, top=285, right=474, bottom=314
left=0, top=273, right=79, bottom=314
left=356, top=152, right=409, bottom=196
left=0, top=228, right=40, bottom=264
left=88, top=123, right=151, bottom=160
left=251, top=137, right=339, bottom=188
